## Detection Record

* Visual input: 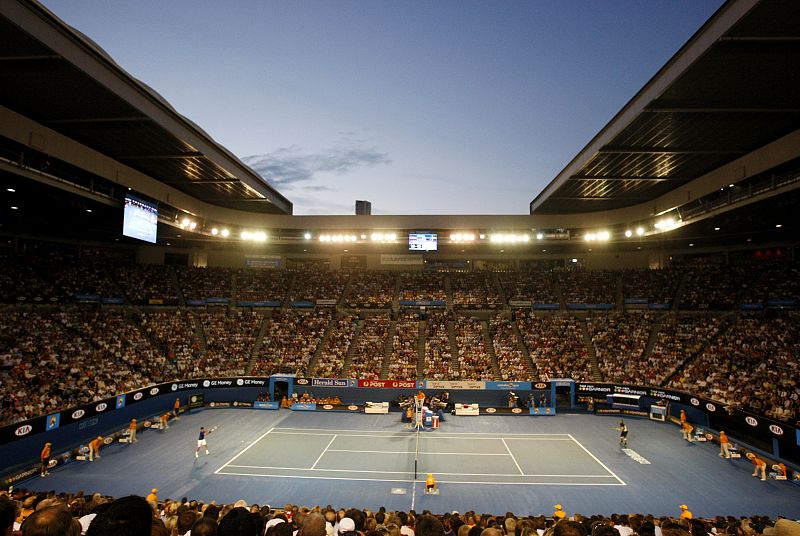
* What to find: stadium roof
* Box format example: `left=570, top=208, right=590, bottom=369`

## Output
left=0, top=0, right=798, bottom=254
left=530, top=0, right=800, bottom=216
left=0, top=0, right=292, bottom=216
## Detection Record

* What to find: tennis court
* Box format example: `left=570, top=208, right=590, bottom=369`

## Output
left=215, top=427, right=624, bottom=485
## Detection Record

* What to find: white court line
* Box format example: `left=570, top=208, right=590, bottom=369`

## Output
left=273, top=427, right=570, bottom=437
left=271, top=431, right=571, bottom=441
left=225, top=464, right=613, bottom=477
left=215, top=470, right=624, bottom=486
left=328, top=449, right=509, bottom=456
left=214, top=427, right=275, bottom=475
left=567, top=433, right=626, bottom=486
left=501, top=438, right=525, bottom=475
left=311, top=435, right=337, bottom=469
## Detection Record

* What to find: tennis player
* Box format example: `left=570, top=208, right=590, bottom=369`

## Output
left=195, top=427, right=211, bottom=458
left=617, top=420, right=628, bottom=447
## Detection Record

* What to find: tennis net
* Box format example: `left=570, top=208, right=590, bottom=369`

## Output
left=413, top=426, right=421, bottom=479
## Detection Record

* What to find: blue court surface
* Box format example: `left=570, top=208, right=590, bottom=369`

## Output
left=21, top=410, right=800, bottom=518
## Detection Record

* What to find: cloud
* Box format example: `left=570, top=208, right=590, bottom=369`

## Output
left=242, top=141, right=390, bottom=188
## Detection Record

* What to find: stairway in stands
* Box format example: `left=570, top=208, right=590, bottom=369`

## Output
left=192, top=314, right=208, bottom=355
left=244, top=311, right=270, bottom=374
left=341, top=318, right=364, bottom=377
left=555, top=278, right=567, bottom=310
left=171, top=267, right=184, bottom=306
left=444, top=275, right=453, bottom=311
left=304, top=315, right=337, bottom=376
left=641, top=312, right=666, bottom=366
left=379, top=317, right=396, bottom=379
left=671, top=272, right=689, bottom=311
left=581, top=317, right=603, bottom=381
left=417, top=318, right=426, bottom=378
left=510, top=313, right=537, bottom=376
left=448, top=317, right=461, bottom=378
left=482, top=319, right=502, bottom=379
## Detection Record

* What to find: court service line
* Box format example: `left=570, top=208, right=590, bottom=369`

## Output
left=327, top=449, right=509, bottom=456
left=501, top=438, right=525, bottom=475
left=311, top=435, right=338, bottom=469
left=214, top=427, right=275, bottom=475
left=215, top=471, right=625, bottom=486
left=567, top=434, right=626, bottom=486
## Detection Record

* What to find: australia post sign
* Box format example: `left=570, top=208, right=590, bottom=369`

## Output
left=357, top=379, right=418, bottom=389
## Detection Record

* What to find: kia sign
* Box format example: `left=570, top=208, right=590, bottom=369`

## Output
left=768, top=424, right=783, bottom=436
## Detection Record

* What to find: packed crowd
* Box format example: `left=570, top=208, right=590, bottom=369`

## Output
left=3, top=300, right=800, bottom=426
left=387, top=312, right=420, bottom=380
left=117, top=264, right=180, bottom=305
left=453, top=315, right=494, bottom=380
left=344, top=272, right=395, bottom=308
left=399, top=272, right=446, bottom=302
left=313, top=314, right=358, bottom=378
left=0, top=309, right=172, bottom=426
left=50, top=260, right=122, bottom=301
left=252, top=311, right=331, bottom=376
left=679, top=266, right=750, bottom=310
left=199, top=310, right=263, bottom=377
left=235, top=270, right=290, bottom=304
left=139, top=310, right=200, bottom=377
left=557, top=271, right=616, bottom=305
left=289, top=269, right=349, bottom=303
left=668, top=313, right=800, bottom=422
left=515, top=312, right=592, bottom=382
left=587, top=313, right=654, bottom=384
left=644, top=315, right=722, bottom=387
left=497, top=271, right=559, bottom=305
left=177, top=267, right=233, bottom=302
left=2, top=487, right=792, bottom=536
left=740, top=263, right=800, bottom=305
left=621, top=269, right=682, bottom=306
left=347, top=314, right=391, bottom=379
left=423, top=312, right=455, bottom=380
left=5, top=250, right=800, bottom=310
left=489, top=315, right=532, bottom=381
left=451, top=272, right=503, bottom=309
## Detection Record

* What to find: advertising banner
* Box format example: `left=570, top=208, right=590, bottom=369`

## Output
left=485, top=381, right=532, bottom=390
left=358, top=379, right=417, bottom=389
left=188, top=394, right=205, bottom=409
left=380, top=254, right=423, bottom=265
left=424, top=380, right=485, bottom=390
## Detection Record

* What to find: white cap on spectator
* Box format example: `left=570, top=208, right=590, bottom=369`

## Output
left=339, top=518, right=356, bottom=533
left=266, top=519, right=286, bottom=530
